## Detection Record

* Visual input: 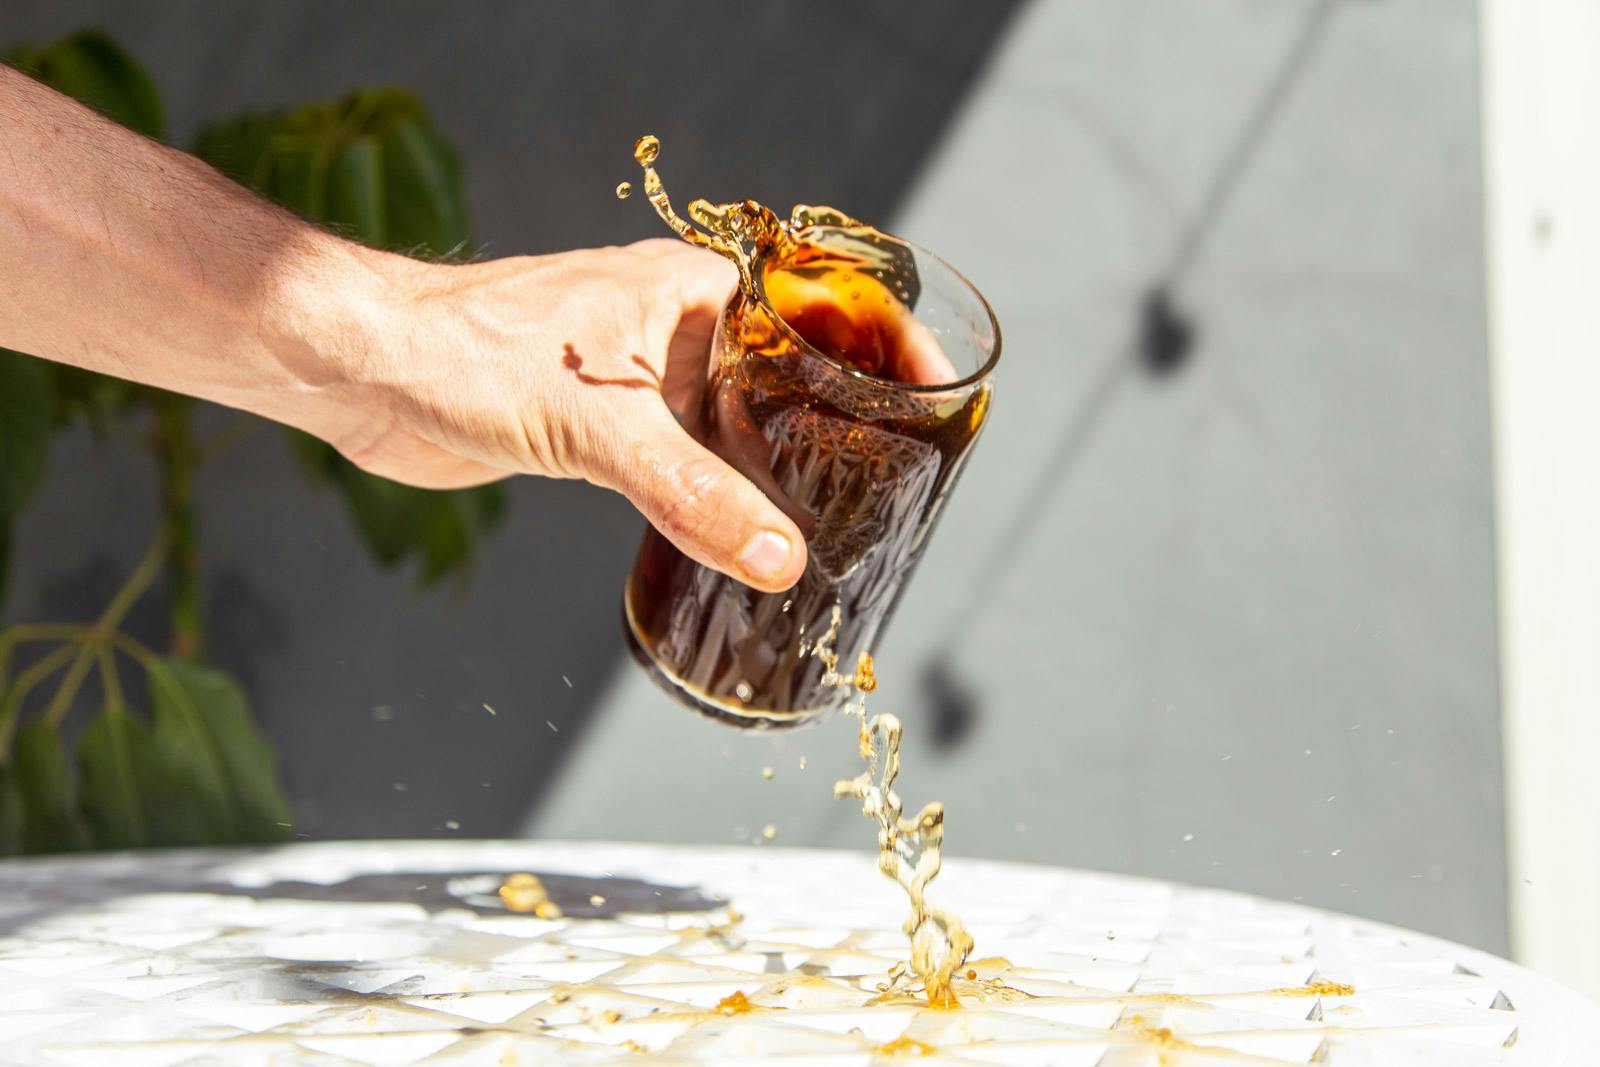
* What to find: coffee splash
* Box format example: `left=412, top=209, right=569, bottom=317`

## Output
left=628, top=133, right=908, bottom=304
left=625, top=135, right=976, bottom=1005
left=810, top=605, right=974, bottom=1008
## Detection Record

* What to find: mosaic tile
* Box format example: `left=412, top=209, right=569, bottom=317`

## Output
left=0, top=842, right=1594, bottom=1065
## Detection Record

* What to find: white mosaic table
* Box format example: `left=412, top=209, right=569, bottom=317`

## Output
left=0, top=841, right=1594, bottom=1065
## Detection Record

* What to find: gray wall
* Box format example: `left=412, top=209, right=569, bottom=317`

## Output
left=531, top=0, right=1507, bottom=954
left=4, top=1, right=1505, bottom=953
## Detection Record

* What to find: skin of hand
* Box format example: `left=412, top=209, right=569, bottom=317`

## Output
left=0, top=64, right=806, bottom=592
left=346, top=241, right=809, bottom=590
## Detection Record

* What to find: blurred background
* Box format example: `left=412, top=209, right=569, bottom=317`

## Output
left=3, top=0, right=1595, bottom=999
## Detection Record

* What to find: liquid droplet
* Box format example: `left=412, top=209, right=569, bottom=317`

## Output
left=615, top=181, right=633, bottom=200
left=499, top=872, right=548, bottom=913
left=715, top=990, right=754, bottom=1015
left=633, top=134, right=660, bottom=166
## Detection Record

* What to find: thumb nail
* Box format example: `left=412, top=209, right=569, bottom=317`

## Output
left=736, top=529, right=794, bottom=585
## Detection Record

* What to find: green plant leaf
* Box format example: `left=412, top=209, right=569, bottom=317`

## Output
left=326, top=135, right=388, bottom=247
left=7, top=30, right=164, bottom=139
left=472, top=482, right=507, bottom=527
left=147, top=658, right=291, bottom=842
left=381, top=118, right=470, bottom=256
left=288, top=435, right=504, bottom=583
left=0, top=764, right=23, bottom=857
left=265, top=139, right=332, bottom=220
left=339, top=466, right=430, bottom=567
left=78, top=707, right=209, bottom=848
left=349, top=87, right=428, bottom=129
left=13, top=719, right=89, bottom=853
left=192, top=111, right=281, bottom=187
left=77, top=709, right=148, bottom=849
left=194, top=87, right=471, bottom=258
left=71, top=659, right=291, bottom=852
left=0, top=349, right=53, bottom=524
left=40, top=362, right=146, bottom=433
left=0, top=525, right=9, bottom=611
left=419, top=495, right=473, bottom=586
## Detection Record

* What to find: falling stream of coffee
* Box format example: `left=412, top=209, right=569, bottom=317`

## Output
left=622, top=136, right=975, bottom=1006
left=810, top=606, right=975, bottom=1008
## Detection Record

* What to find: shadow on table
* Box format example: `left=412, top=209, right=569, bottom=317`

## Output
left=0, top=846, right=723, bottom=936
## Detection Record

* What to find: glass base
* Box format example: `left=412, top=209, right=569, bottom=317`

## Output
left=620, top=596, right=832, bottom=731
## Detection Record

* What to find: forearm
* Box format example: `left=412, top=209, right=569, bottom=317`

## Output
left=0, top=64, right=390, bottom=432
left=0, top=63, right=803, bottom=587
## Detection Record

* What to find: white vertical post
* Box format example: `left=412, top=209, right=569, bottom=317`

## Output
left=1482, top=0, right=1600, bottom=999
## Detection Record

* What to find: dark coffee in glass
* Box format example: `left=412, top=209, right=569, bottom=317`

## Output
left=624, top=223, right=999, bottom=727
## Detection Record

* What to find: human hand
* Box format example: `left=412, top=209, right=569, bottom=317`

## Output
left=322, top=239, right=808, bottom=592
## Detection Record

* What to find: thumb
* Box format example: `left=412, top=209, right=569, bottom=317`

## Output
left=597, top=406, right=808, bottom=593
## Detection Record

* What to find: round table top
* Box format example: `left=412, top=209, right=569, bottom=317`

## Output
left=0, top=840, right=1594, bottom=1066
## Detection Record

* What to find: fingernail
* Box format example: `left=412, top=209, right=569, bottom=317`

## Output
left=737, top=530, right=793, bottom=584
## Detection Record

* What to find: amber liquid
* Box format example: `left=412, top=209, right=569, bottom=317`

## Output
left=814, top=617, right=975, bottom=1008
left=625, top=232, right=989, bottom=723
left=619, top=136, right=990, bottom=1007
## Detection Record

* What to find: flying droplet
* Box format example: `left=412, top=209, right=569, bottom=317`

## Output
left=633, top=134, right=660, bottom=166
left=616, top=181, right=633, bottom=200
left=500, top=873, right=549, bottom=913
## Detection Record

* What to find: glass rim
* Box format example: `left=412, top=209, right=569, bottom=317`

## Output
left=750, top=224, right=1002, bottom=395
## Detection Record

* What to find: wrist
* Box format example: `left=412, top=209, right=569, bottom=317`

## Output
left=256, top=234, right=418, bottom=442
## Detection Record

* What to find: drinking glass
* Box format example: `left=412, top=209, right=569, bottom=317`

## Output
left=624, top=225, right=1000, bottom=726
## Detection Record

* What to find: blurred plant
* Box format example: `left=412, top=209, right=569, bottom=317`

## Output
left=0, top=31, right=505, bottom=854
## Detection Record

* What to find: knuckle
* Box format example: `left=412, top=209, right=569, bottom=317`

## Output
left=515, top=390, right=589, bottom=480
